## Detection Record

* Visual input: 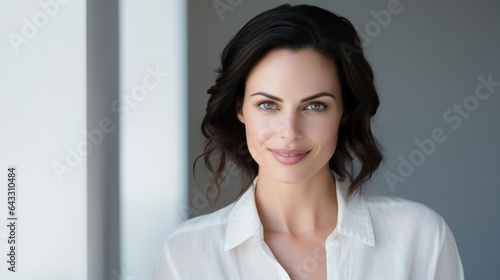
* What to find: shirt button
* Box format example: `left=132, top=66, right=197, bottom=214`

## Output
left=332, top=233, right=338, bottom=240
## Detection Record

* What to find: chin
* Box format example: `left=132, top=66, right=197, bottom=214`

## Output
left=268, top=167, right=316, bottom=185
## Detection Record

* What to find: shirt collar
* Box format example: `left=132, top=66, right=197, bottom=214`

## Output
left=334, top=176, right=375, bottom=246
left=224, top=176, right=263, bottom=251
left=224, top=171, right=375, bottom=251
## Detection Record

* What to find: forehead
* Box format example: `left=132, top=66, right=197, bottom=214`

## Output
left=245, top=48, right=341, bottom=98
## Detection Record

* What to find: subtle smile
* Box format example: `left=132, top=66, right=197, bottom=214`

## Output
left=268, top=149, right=311, bottom=165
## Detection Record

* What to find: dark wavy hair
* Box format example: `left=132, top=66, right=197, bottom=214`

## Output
left=194, top=4, right=383, bottom=204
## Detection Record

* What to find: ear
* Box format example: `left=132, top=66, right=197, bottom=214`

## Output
left=236, top=100, right=245, bottom=124
left=237, top=110, right=245, bottom=124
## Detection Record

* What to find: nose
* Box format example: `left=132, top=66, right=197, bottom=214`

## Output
left=278, top=112, right=303, bottom=141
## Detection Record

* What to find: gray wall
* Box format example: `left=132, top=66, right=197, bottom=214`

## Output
left=188, top=0, right=500, bottom=279
left=87, top=1, right=121, bottom=279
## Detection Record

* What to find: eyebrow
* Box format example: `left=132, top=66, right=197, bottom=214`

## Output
left=249, top=92, right=336, bottom=102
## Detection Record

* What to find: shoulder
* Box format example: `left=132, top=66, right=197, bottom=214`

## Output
left=161, top=201, right=236, bottom=257
left=167, top=201, right=235, bottom=241
left=362, top=193, right=449, bottom=239
left=363, top=193, right=445, bottom=225
left=359, top=193, right=464, bottom=278
left=153, top=202, right=238, bottom=279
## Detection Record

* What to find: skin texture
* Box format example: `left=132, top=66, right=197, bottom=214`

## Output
left=237, top=48, right=344, bottom=279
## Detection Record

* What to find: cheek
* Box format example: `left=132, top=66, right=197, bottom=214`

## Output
left=305, top=118, right=340, bottom=149
left=244, top=114, right=280, bottom=145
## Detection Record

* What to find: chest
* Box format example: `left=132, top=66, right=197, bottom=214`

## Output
left=264, top=232, right=331, bottom=280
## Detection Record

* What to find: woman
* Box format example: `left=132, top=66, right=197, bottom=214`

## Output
left=153, top=4, right=464, bottom=280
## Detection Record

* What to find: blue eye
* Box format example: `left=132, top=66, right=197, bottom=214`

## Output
left=258, top=102, right=278, bottom=110
left=305, top=102, right=326, bottom=111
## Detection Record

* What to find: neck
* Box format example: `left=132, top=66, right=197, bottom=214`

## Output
left=254, top=166, right=338, bottom=236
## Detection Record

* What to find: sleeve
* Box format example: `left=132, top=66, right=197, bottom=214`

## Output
left=152, top=242, right=181, bottom=280
left=431, top=217, right=465, bottom=280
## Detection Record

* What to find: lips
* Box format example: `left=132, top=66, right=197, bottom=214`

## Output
left=269, top=148, right=311, bottom=165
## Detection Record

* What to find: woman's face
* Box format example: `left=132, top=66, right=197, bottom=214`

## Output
left=238, top=48, right=343, bottom=184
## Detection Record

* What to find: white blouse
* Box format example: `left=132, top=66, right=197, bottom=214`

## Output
left=152, top=174, right=464, bottom=280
